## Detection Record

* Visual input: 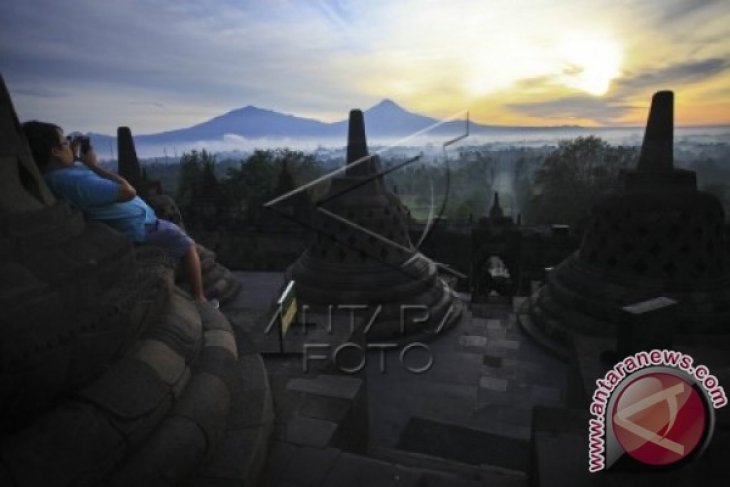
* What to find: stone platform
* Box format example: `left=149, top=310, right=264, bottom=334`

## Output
left=226, top=272, right=580, bottom=486
left=366, top=297, right=566, bottom=471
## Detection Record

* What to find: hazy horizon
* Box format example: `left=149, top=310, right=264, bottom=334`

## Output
left=95, top=125, right=730, bottom=160
left=88, top=99, right=730, bottom=139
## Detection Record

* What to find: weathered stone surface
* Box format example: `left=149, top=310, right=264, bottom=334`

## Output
left=4, top=201, right=83, bottom=242
left=638, top=90, right=673, bottom=172
left=198, top=245, right=217, bottom=265
left=131, top=339, right=186, bottom=386
left=197, top=426, right=260, bottom=481
left=264, top=440, right=298, bottom=473
left=235, top=332, right=258, bottom=355
left=198, top=304, right=234, bottom=333
left=0, top=255, right=172, bottom=434
left=204, top=330, right=238, bottom=358
left=147, top=194, right=183, bottom=225
left=285, top=416, right=338, bottom=448
left=617, top=297, right=676, bottom=356
left=117, top=127, right=142, bottom=190
left=193, top=339, right=274, bottom=486
left=78, top=358, right=170, bottom=420
left=193, top=346, right=237, bottom=383
left=112, top=416, right=206, bottom=486
left=177, top=245, right=242, bottom=305
left=321, top=453, right=421, bottom=487
left=173, top=372, right=230, bottom=445
left=298, top=395, right=352, bottom=423
left=0, top=154, right=47, bottom=212
left=226, top=370, right=274, bottom=431
left=209, top=278, right=230, bottom=296
left=66, top=325, right=129, bottom=386
left=286, top=375, right=362, bottom=401
left=1, top=402, right=125, bottom=487
left=0, top=347, right=72, bottom=433
left=236, top=353, right=270, bottom=392
left=0, top=75, right=55, bottom=210
left=202, top=264, right=225, bottom=286
left=280, top=445, right=341, bottom=487
left=149, top=290, right=203, bottom=360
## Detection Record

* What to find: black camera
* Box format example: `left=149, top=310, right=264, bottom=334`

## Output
left=66, top=132, right=92, bottom=156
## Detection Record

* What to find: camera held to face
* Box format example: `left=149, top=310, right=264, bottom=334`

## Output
left=66, top=132, right=91, bottom=158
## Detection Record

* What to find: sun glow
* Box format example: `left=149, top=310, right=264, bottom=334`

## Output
left=558, top=37, right=622, bottom=96
left=459, top=29, right=623, bottom=101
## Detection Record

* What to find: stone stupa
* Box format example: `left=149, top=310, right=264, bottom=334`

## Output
left=116, top=126, right=242, bottom=304
left=289, top=109, right=462, bottom=339
left=526, top=91, right=730, bottom=350
left=0, top=75, right=271, bottom=486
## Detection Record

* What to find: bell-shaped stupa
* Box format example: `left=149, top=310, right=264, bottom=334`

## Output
left=0, top=74, right=272, bottom=485
left=289, top=110, right=462, bottom=339
left=526, top=91, right=730, bottom=350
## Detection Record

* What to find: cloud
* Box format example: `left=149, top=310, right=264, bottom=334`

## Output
left=11, top=87, right=66, bottom=98
left=504, top=57, right=730, bottom=124
left=0, top=0, right=366, bottom=131
left=650, top=0, right=725, bottom=24
left=129, top=101, right=166, bottom=109
left=616, top=58, right=730, bottom=95
left=506, top=96, right=640, bottom=124
left=1, top=0, right=729, bottom=130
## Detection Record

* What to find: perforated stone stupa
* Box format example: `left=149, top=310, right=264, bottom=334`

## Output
left=289, top=109, right=462, bottom=339
left=0, top=75, right=271, bottom=486
left=527, top=91, right=730, bottom=347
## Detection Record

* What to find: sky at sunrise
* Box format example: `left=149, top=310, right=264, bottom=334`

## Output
left=1, top=0, right=729, bottom=134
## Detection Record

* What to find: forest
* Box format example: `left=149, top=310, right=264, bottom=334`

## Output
left=138, top=136, right=730, bottom=233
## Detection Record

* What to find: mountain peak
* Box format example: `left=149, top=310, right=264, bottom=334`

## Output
left=368, top=98, right=403, bottom=112
left=232, top=105, right=270, bottom=114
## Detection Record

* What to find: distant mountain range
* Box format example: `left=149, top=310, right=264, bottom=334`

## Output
left=88, top=99, right=583, bottom=150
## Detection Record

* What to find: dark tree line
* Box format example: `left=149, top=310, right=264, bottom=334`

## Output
left=176, top=149, right=324, bottom=230
left=170, top=136, right=728, bottom=233
left=525, top=136, right=637, bottom=227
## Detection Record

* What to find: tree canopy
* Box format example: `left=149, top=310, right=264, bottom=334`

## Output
left=176, top=148, right=325, bottom=229
left=527, top=136, right=636, bottom=226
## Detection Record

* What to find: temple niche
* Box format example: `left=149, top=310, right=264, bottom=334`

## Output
left=470, top=192, right=521, bottom=300
left=0, top=75, right=272, bottom=486
left=525, top=91, right=730, bottom=352
left=288, top=109, right=462, bottom=339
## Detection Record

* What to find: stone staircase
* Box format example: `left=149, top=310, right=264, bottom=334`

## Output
left=222, top=273, right=535, bottom=487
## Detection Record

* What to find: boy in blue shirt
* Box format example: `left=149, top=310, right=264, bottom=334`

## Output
left=22, top=120, right=216, bottom=308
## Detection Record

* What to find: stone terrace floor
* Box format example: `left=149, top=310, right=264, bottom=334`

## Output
left=224, top=272, right=570, bottom=484
left=366, top=298, right=568, bottom=471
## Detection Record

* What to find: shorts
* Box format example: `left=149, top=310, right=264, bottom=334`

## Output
left=144, top=219, right=195, bottom=260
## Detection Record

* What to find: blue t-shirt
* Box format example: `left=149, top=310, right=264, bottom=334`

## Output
left=44, top=165, right=157, bottom=242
